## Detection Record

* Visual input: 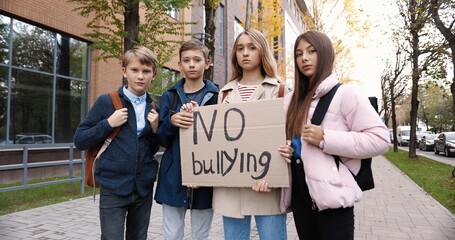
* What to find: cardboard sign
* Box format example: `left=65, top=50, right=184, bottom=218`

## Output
left=180, top=98, right=289, bottom=187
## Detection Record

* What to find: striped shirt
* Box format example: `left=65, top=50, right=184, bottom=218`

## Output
left=238, top=83, right=258, bottom=102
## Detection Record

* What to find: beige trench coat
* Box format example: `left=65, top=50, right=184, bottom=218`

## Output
left=212, top=76, right=288, bottom=218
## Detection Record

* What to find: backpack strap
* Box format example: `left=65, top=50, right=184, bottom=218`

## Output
left=310, top=83, right=342, bottom=169
left=278, top=84, right=285, bottom=98
left=221, top=84, right=285, bottom=102
left=151, top=101, right=159, bottom=112
left=221, top=90, right=229, bottom=102
left=169, top=90, right=180, bottom=111
left=107, top=91, right=123, bottom=140
left=90, top=91, right=124, bottom=199
left=311, top=83, right=341, bottom=125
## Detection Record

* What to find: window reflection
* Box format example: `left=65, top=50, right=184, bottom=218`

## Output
left=56, top=35, right=88, bottom=79
left=10, top=69, right=53, bottom=143
left=0, top=15, right=10, bottom=65
left=55, top=78, right=87, bottom=143
left=0, top=66, right=7, bottom=144
left=0, top=13, right=89, bottom=145
left=12, top=20, right=54, bottom=73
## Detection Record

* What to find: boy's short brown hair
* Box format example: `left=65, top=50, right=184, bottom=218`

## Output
left=122, top=46, right=158, bottom=75
left=179, top=39, right=210, bottom=60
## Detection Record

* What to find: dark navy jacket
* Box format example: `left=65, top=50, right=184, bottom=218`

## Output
left=155, top=79, right=218, bottom=209
left=74, top=87, right=160, bottom=198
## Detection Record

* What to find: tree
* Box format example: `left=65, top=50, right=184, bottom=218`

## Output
left=381, top=45, right=408, bottom=152
left=67, top=0, right=192, bottom=72
left=203, top=0, right=222, bottom=82
left=249, top=0, right=284, bottom=54
left=397, top=0, right=447, bottom=158
left=245, top=0, right=253, bottom=29
left=418, top=82, right=453, bottom=132
left=247, top=0, right=285, bottom=76
left=430, top=0, right=455, bottom=126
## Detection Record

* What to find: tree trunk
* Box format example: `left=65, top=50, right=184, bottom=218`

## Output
left=409, top=24, right=419, bottom=158
left=123, top=0, right=139, bottom=85
left=203, top=0, right=217, bottom=82
left=431, top=0, right=455, bottom=131
left=245, top=0, right=253, bottom=29
left=391, top=88, right=398, bottom=152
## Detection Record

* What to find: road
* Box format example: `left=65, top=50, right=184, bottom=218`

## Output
left=397, top=145, right=455, bottom=166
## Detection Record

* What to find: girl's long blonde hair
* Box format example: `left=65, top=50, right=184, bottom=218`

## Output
left=286, top=31, right=335, bottom=138
left=229, top=28, right=279, bottom=82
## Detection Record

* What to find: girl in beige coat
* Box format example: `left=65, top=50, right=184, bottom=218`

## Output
left=213, top=28, right=293, bottom=240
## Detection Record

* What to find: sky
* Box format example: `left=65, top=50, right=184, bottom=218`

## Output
left=348, top=0, right=397, bottom=98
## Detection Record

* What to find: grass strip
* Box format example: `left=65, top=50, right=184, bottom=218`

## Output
left=0, top=176, right=97, bottom=215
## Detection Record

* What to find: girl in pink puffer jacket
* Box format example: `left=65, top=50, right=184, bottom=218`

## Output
left=284, top=31, right=390, bottom=240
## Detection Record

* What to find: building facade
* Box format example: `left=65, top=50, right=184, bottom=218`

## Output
left=0, top=0, right=308, bottom=184
left=188, top=0, right=308, bottom=88
left=0, top=0, right=308, bottom=148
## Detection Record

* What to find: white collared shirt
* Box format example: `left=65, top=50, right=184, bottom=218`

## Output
left=123, top=87, right=146, bottom=135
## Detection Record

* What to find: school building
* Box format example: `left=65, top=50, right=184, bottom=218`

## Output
left=0, top=0, right=309, bottom=183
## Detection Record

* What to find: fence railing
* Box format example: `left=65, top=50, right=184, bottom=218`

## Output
left=0, top=143, right=84, bottom=193
left=0, top=144, right=164, bottom=194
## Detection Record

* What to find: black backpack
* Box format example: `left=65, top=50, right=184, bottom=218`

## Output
left=311, top=83, right=375, bottom=191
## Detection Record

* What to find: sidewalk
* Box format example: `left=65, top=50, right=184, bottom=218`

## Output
left=0, top=155, right=454, bottom=239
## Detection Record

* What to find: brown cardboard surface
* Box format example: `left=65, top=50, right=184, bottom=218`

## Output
left=180, top=98, right=289, bottom=187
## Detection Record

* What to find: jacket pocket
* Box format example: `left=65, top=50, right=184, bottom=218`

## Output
left=305, top=163, right=362, bottom=211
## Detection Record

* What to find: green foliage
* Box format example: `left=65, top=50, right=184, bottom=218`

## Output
left=66, top=0, right=192, bottom=65
left=384, top=147, right=455, bottom=213
left=418, top=82, right=454, bottom=131
left=0, top=16, right=9, bottom=64
left=148, top=67, right=179, bottom=102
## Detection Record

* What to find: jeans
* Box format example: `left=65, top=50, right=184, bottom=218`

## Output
left=162, top=204, right=214, bottom=240
left=223, top=214, right=287, bottom=240
left=99, top=186, right=153, bottom=240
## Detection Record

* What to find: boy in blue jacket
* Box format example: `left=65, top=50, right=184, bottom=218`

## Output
left=155, top=39, right=218, bottom=239
left=74, top=46, right=160, bottom=240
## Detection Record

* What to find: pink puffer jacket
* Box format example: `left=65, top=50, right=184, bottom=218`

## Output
left=282, top=73, right=390, bottom=211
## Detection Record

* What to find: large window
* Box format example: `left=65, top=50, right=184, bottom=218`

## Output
left=0, top=14, right=89, bottom=145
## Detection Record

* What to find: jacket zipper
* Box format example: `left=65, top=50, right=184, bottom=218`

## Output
left=311, top=199, right=316, bottom=211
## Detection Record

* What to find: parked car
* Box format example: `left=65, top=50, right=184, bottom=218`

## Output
left=415, top=132, right=425, bottom=148
left=418, top=133, right=438, bottom=151
left=14, top=134, right=53, bottom=144
left=434, top=132, right=455, bottom=157
left=397, top=126, right=411, bottom=146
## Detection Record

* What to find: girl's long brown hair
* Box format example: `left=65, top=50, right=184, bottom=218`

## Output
left=229, top=28, right=279, bottom=82
left=286, top=31, right=335, bottom=138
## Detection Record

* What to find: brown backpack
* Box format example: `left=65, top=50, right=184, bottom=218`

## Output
left=84, top=91, right=123, bottom=188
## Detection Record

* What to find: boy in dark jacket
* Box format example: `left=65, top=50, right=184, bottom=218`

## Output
left=155, top=39, right=218, bottom=239
left=74, top=46, right=160, bottom=240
